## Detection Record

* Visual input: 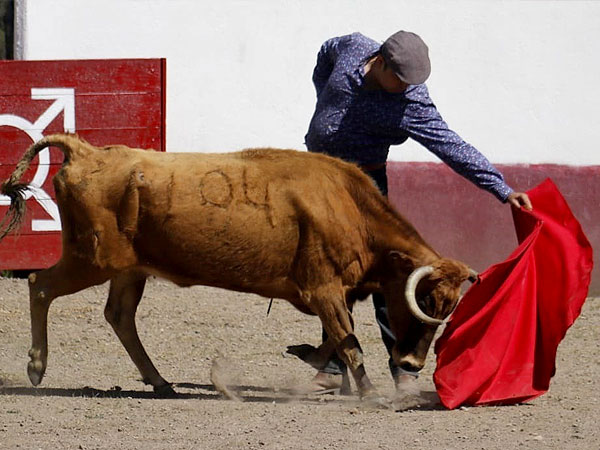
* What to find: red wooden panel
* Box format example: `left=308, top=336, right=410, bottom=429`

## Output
left=387, top=162, right=600, bottom=295
left=0, top=59, right=164, bottom=96
left=75, top=93, right=163, bottom=130
left=0, top=234, right=63, bottom=269
left=0, top=93, right=162, bottom=142
left=0, top=58, right=166, bottom=270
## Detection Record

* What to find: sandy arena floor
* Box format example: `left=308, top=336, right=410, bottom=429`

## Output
left=0, top=276, right=598, bottom=449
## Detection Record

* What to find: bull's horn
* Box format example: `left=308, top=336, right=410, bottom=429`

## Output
left=468, top=269, right=479, bottom=282
left=446, top=268, right=479, bottom=316
left=405, top=266, right=479, bottom=326
left=404, top=265, right=443, bottom=326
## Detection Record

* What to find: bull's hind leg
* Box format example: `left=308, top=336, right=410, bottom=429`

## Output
left=311, top=286, right=378, bottom=400
left=27, top=260, right=110, bottom=386
left=104, top=272, right=174, bottom=396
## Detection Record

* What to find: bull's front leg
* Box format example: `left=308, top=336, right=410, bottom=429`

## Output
left=310, top=287, right=378, bottom=400
left=334, top=334, right=375, bottom=398
left=335, top=331, right=392, bottom=408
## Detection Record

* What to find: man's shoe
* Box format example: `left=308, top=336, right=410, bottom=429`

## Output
left=292, top=370, right=352, bottom=395
left=392, top=372, right=423, bottom=411
left=393, top=373, right=420, bottom=396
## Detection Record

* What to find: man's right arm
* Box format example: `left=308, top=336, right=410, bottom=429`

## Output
left=400, top=86, right=512, bottom=202
left=312, top=37, right=340, bottom=96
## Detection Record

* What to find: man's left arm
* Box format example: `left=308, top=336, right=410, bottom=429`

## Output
left=401, top=87, right=531, bottom=209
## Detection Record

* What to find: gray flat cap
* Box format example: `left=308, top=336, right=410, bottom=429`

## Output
left=380, top=31, right=431, bottom=85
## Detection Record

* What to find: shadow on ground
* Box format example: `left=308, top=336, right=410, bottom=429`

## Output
left=0, top=379, right=447, bottom=411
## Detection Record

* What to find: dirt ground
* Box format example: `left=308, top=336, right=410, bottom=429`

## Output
left=0, top=275, right=598, bottom=450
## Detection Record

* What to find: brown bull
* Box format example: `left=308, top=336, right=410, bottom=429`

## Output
left=0, top=134, right=474, bottom=399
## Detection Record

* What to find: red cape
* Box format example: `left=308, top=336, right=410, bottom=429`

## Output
left=433, top=179, right=593, bottom=409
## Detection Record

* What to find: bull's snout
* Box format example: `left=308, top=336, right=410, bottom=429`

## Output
left=394, top=353, right=426, bottom=373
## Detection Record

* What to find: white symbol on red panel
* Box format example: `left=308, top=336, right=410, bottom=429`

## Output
left=0, top=88, right=75, bottom=231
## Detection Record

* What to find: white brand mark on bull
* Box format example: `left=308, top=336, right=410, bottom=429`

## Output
left=0, top=87, right=76, bottom=231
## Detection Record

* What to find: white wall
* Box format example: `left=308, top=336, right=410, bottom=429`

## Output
left=18, top=0, right=600, bottom=165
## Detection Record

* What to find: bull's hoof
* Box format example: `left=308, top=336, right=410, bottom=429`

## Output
left=27, top=360, right=45, bottom=386
left=27, top=348, right=46, bottom=386
left=153, top=383, right=178, bottom=398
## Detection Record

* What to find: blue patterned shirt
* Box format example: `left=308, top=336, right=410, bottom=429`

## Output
left=305, top=33, right=512, bottom=201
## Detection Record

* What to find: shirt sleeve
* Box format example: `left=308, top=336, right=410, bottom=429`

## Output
left=312, top=37, right=340, bottom=97
left=400, top=87, right=513, bottom=202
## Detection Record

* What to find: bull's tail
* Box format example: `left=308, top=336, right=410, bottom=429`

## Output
left=0, top=133, right=83, bottom=240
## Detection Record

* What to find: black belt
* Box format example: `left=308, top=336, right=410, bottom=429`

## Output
left=359, top=162, right=386, bottom=172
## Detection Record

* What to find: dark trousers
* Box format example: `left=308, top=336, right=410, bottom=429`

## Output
left=320, top=166, right=402, bottom=377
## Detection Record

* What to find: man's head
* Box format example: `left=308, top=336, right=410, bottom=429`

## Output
left=380, top=31, right=431, bottom=85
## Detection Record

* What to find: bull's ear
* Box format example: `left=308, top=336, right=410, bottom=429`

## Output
left=387, top=251, right=415, bottom=272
